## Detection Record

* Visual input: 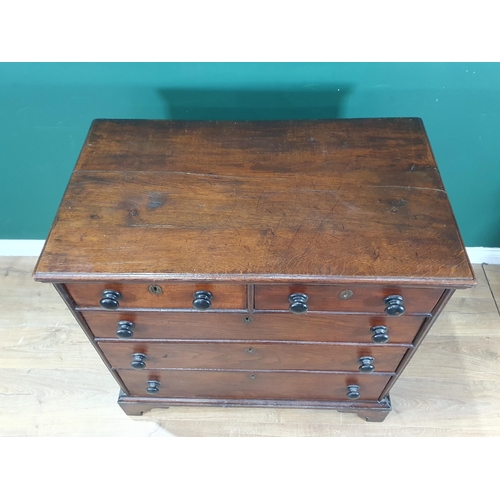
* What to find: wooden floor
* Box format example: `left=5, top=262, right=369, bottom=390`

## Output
left=1, top=257, right=499, bottom=437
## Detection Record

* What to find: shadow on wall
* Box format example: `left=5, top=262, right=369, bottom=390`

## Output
left=157, top=86, right=353, bottom=120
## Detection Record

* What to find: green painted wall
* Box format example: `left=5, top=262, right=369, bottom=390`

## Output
left=1, top=63, right=498, bottom=245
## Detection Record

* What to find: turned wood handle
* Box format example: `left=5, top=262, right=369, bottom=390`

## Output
left=288, top=293, right=309, bottom=314
left=100, top=289, right=122, bottom=310
left=346, top=385, right=361, bottom=400
left=358, top=356, right=375, bottom=373
left=131, top=353, right=147, bottom=370
left=371, top=325, right=389, bottom=343
left=384, top=295, right=405, bottom=316
left=192, top=291, right=213, bottom=310
left=146, top=380, right=160, bottom=394
left=116, top=320, right=135, bottom=338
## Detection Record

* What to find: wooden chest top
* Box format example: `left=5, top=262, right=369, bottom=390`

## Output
left=34, top=118, right=475, bottom=287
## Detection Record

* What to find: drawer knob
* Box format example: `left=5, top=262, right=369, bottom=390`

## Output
left=358, top=356, right=375, bottom=373
left=193, top=290, right=213, bottom=310
left=146, top=380, right=160, bottom=394
left=384, top=295, right=405, bottom=316
left=289, top=293, right=308, bottom=314
left=371, top=325, right=389, bottom=344
left=116, top=320, right=135, bottom=338
left=100, top=289, right=122, bottom=310
left=346, top=385, right=361, bottom=400
left=131, top=352, right=147, bottom=370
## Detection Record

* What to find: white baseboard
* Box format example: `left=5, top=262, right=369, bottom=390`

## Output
left=0, top=240, right=45, bottom=256
left=0, top=240, right=499, bottom=265
left=463, top=247, right=500, bottom=265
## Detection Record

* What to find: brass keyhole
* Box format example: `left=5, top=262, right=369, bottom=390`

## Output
left=148, top=284, right=162, bottom=295
left=339, top=289, right=353, bottom=300
left=242, top=316, right=253, bottom=324
left=245, top=347, right=254, bottom=354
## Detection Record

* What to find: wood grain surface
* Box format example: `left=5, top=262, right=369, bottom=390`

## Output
left=74, top=119, right=444, bottom=181
left=2, top=258, right=497, bottom=436
left=33, top=119, right=475, bottom=286
left=117, top=369, right=391, bottom=400
left=98, top=341, right=407, bottom=372
left=82, top=309, right=425, bottom=343
left=65, top=282, right=247, bottom=310
left=254, top=284, right=443, bottom=313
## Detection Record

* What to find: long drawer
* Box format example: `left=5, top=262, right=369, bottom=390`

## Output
left=118, top=369, right=392, bottom=401
left=255, top=285, right=444, bottom=313
left=100, top=341, right=407, bottom=372
left=82, top=311, right=425, bottom=344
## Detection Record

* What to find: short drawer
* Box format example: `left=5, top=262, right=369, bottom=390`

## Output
left=118, top=369, right=391, bottom=401
left=255, top=285, right=444, bottom=314
left=82, top=310, right=425, bottom=344
left=65, top=283, right=247, bottom=310
left=100, top=341, right=407, bottom=372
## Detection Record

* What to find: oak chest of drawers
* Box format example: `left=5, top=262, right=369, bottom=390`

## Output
left=34, top=118, right=476, bottom=421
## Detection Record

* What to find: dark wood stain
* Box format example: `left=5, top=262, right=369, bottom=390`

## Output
left=254, top=285, right=444, bottom=313
left=33, top=119, right=475, bottom=286
left=118, top=369, right=392, bottom=401
left=82, top=310, right=426, bottom=344
left=33, top=119, right=476, bottom=421
left=66, top=282, right=247, bottom=310
left=99, top=341, right=407, bottom=372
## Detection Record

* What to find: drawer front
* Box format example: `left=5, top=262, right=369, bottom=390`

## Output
left=83, top=311, right=425, bottom=344
left=255, top=285, right=444, bottom=314
left=65, top=283, right=247, bottom=310
left=100, top=341, right=407, bottom=372
left=118, top=369, right=391, bottom=401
